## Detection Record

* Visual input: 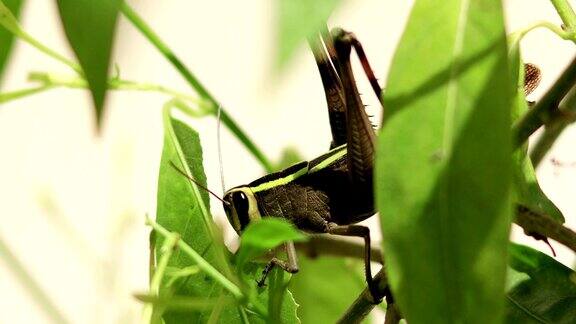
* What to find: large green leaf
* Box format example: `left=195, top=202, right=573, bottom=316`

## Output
left=0, top=0, right=24, bottom=87
left=506, top=244, right=576, bottom=323
left=508, top=35, right=564, bottom=223
left=290, top=256, right=367, bottom=323
left=376, top=1, right=513, bottom=323
left=157, top=110, right=299, bottom=323
left=275, top=0, right=342, bottom=70
left=55, top=0, right=120, bottom=128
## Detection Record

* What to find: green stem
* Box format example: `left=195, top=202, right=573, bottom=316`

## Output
left=15, top=31, right=82, bottom=74
left=149, top=232, right=156, bottom=285
left=0, top=84, right=54, bottom=103
left=514, top=20, right=576, bottom=42
left=161, top=98, right=211, bottom=118
left=111, top=80, right=205, bottom=105
left=135, top=294, right=229, bottom=310
left=550, top=0, right=576, bottom=31
left=145, top=216, right=244, bottom=301
left=336, top=268, right=388, bottom=324
left=0, top=1, right=81, bottom=74
left=512, top=55, right=576, bottom=149
left=529, top=84, right=576, bottom=166
left=142, top=233, right=180, bottom=324
left=120, top=1, right=274, bottom=173
left=0, top=236, right=70, bottom=324
left=30, top=71, right=210, bottom=108
left=29, top=72, right=198, bottom=101
left=2, top=72, right=212, bottom=118
left=238, top=306, right=251, bottom=324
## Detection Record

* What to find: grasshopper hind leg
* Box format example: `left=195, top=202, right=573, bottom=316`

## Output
left=331, top=29, right=378, bottom=190
left=310, top=27, right=383, bottom=150
left=309, top=31, right=347, bottom=148
left=310, top=27, right=384, bottom=302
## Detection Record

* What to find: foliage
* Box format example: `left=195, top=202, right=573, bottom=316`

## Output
left=506, top=243, right=576, bottom=323
left=1, top=0, right=576, bottom=323
left=55, top=0, right=120, bottom=128
left=275, top=0, right=342, bottom=71
left=508, top=33, right=565, bottom=223
left=154, top=106, right=301, bottom=323
left=377, top=1, right=513, bottom=322
left=0, top=0, right=24, bottom=87
left=290, top=256, right=368, bottom=323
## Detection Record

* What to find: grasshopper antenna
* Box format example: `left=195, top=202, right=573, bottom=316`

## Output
left=169, top=161, right=230, bottom=206
left=216, top=103, right=227, bottom=195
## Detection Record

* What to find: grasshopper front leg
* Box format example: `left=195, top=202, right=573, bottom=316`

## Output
left=257, top=241, right=299, bottom=287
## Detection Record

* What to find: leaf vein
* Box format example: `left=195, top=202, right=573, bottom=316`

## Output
left=438, top=0, right=471, bottom=320
left=506, top=295, right=549, bottom=324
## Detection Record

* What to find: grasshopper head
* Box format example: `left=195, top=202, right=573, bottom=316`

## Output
left=223, top=187, right=261, bottom=234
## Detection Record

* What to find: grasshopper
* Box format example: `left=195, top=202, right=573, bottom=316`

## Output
left=220, top=27, right=542, bottom=303
left=222, top=27, right=386, bottom=302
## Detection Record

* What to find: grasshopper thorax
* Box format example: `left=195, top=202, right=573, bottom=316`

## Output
left=223, top=187, right=261, bottom=234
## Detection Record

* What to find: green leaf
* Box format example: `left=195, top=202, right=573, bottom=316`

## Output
left=506, top=244, right=576, bottom=323
left=157, top=109, right=299, bottom=323
left=0, top=0, right=24, bottom=87
left=157, top=109, right=224, bottom=323
left=290, top=256, right=367, bottom=323
left=236, top=218, right=307, bottom=269
left=275, top=0, right=342, bottom=71
left=514, top=151, right=564, bottom=221
left=55, top=0, right=120, bottom=128
left=376, top=1, right=513, bottom=323
left=508, top=36, right=564, bottom=223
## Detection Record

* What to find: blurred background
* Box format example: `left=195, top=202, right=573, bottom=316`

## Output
left=1, top=0, right=575, bottom=322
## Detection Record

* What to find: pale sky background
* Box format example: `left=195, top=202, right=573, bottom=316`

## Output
left=1, top=0, right=575, bottom=323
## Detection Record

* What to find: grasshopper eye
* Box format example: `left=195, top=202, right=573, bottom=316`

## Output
left=223, top=188, right=260, bottom=234
left=232, top=191, right=251, bottom=230
left=223, top=199, right=232, bottom=217
left=222, top=193, right=239, bottom=231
